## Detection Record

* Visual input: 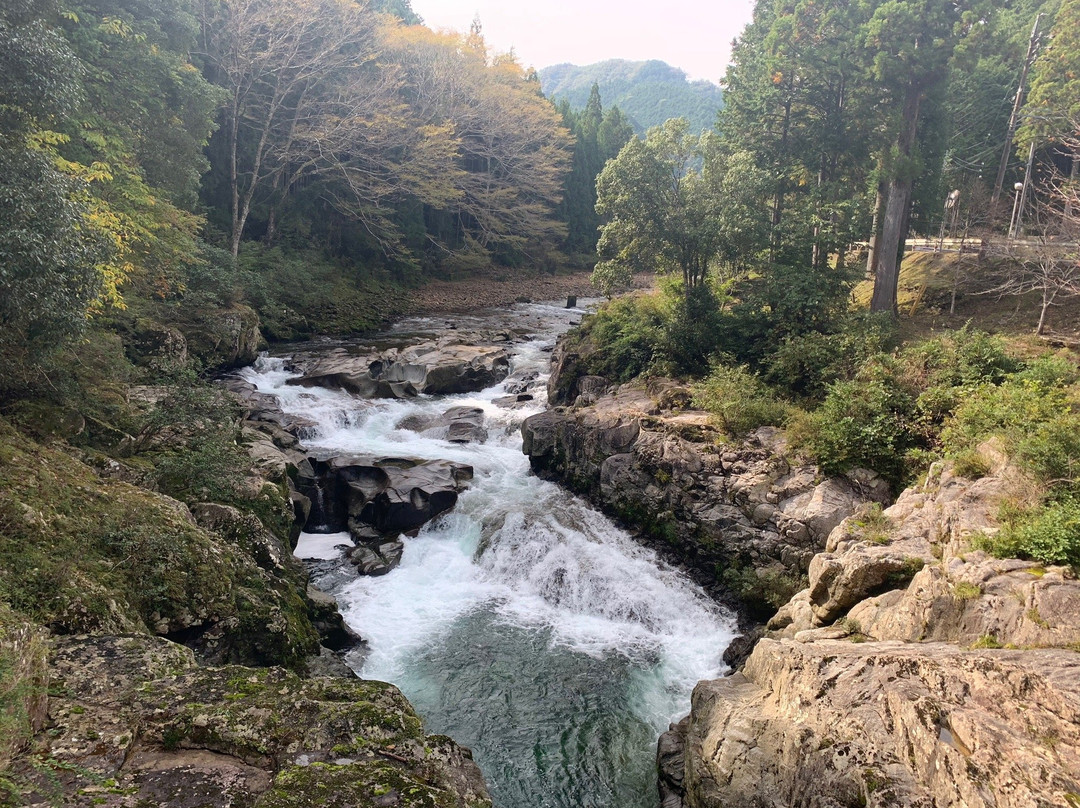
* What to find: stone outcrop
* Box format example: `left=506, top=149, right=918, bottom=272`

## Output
left=531, top=334, right=1080, bottom=808
left=285, top=337, right=510, bottom=398
left=767, top=458, right=1080, bottom=647
left=521, top=381, right=889, bottom=614
left=299, top=455, right=472, bottom=536
left=397, top=406, right=489, bottom=445
left=181, top=304, right=263, bottom=370
left=663, top=445, right=1080, bottom=807
left=8, top=634, right=491, bottom=808
left=672, top=638, right=1079, bottom=808
left=289, top=454, right=471, bottom=577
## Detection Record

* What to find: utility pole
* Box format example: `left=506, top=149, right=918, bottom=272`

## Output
left=991, top=13, right=1044, bottom=208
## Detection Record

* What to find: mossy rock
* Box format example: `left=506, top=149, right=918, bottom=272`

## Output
left=7, top=635, right=490, bottom=808
left=257, top=760, right=489, bottom=808
left=0, top=417, right=317, bottom=668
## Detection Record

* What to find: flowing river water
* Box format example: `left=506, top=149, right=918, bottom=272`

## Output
left=239, top=301, right=737, bottom=808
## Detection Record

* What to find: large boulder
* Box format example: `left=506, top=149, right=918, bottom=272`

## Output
left=397, top=406, right=489, bottom=445
left=297, top=453, right=472, bottom=549
left=180, top=304, right=262, bottom=371
left=286, top=337, right=510, bottom=398
left=6, top=634, right=491, bottom=808
left=675, top=639, right=1080, bottom=808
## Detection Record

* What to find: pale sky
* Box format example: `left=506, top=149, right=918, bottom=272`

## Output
left=408, top=0, right=757, bottom=84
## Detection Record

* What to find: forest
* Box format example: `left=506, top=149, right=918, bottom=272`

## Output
left=567, top=0, right=1080, bottom=582
left=539, top=58, right=726, bottom=135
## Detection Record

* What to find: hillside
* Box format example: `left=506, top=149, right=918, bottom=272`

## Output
left=539, top=59, right=724, bottom=134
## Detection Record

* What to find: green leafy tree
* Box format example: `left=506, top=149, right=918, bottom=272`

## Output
left=1018, top=0, right=1080, bottom=194
left=866, top=0, right=992, bottom=314
left=0, top=0, right=113, bottom=385
left=719, top=0, right=882, bottom=269
left=593, top=118, right=770, bottom=295
left=557, top=85, right=634, bottom=253
left=594, top=119, right=713, bottom=293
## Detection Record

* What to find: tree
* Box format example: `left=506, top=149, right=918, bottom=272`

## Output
left=719, top=0, right=882, bottom=269
left=867, top=0, right=990, bottom=314
left=593, top=119, right=769, bottom=295
left=0, top=0, right=113, bottom=384
left=557, top=85, right=634, bottom=253
left=199, top=0, right=454, bottom=258
left=984, top=123, right=1080, bottom=334
left=384, top=24, right=572, bottom=267
left=1019, top=0, right=1080, bottom=214
left=53, top=0, right=222, bottom=296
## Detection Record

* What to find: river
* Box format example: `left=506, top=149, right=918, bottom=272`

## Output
left=239, top=301, right=736, bottom=808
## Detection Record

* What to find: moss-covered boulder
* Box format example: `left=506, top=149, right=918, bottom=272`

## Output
left=5, top=635, right=490, bottom=808
left=0, top=418, right=318, bottom=668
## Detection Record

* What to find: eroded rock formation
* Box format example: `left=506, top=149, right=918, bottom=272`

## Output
left=285, top=337, right=510, bottom=398
left=522, top=381, right=889, bottom=614
left=8, top=635, right=490, bottom=808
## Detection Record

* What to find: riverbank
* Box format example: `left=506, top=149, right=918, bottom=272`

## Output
left=401, top=269, right=601, bottom=314
left=524, top=325, right=1080, bottom=807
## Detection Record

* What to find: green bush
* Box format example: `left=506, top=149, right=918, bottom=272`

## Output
left=662, top=282, right=725, bottom=375
left=764, top=312, right=898, bottom=401
left=693, top=363, right=793, bottom=436
left=942, top=378, right=1080, bottom=485
left=799, top=369, right=917, bottom=485
left=236, top=244, right=407, bottom=340
left=905, top=327, right=1020, bottom=429
left=974, top=498, right=1080, bottom=568
left=571, top=292, right=672, bottom=381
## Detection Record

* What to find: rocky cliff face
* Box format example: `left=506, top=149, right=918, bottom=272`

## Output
left=522, top=372, right=889, bottom=616
left=674, top=639, right=1079, bottom=808
left=529, top=337, right=1080, bottom=808
left=661, top=449, right=1080, bottom=808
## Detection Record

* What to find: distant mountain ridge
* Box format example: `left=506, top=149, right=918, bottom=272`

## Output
left=539, top=59, right=723, bottom=134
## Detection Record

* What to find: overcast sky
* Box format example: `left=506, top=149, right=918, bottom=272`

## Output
left=408, top=0, right=756, bottom=84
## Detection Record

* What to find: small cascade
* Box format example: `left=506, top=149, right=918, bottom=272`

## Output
left=240, top=301, right=737, bottom=808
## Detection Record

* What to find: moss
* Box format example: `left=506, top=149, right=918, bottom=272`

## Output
left=258, top=761, right=471, bottom=808
left=952, top=581, right=983, bottom=601
left=153, top=667, right=425, bottom=765
left=0, top=605, right=48, bottom=771
left=1026, top=607, right=1050, bottom=628
left=884, top=557, right=925, bottom=589
left=849, top=503, right=892, bottom=545
left=0, top=417, right=317, bottom=668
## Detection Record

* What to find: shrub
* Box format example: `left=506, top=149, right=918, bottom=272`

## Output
left=693, top=363, right=793, bottom=436
left=662, top=282, right=725, bottom=375
left=570, top=292, right=671, bottom=381
left=942, top=377, right=1080, bottom=486
left=974, top=498, right=1080, bottom=568
left=799, top=370, right=917, bottom=486
left=764, top=312, right=898, bottom=401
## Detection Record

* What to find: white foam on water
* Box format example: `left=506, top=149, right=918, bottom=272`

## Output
left=242, top=301, right=736, bottom=732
